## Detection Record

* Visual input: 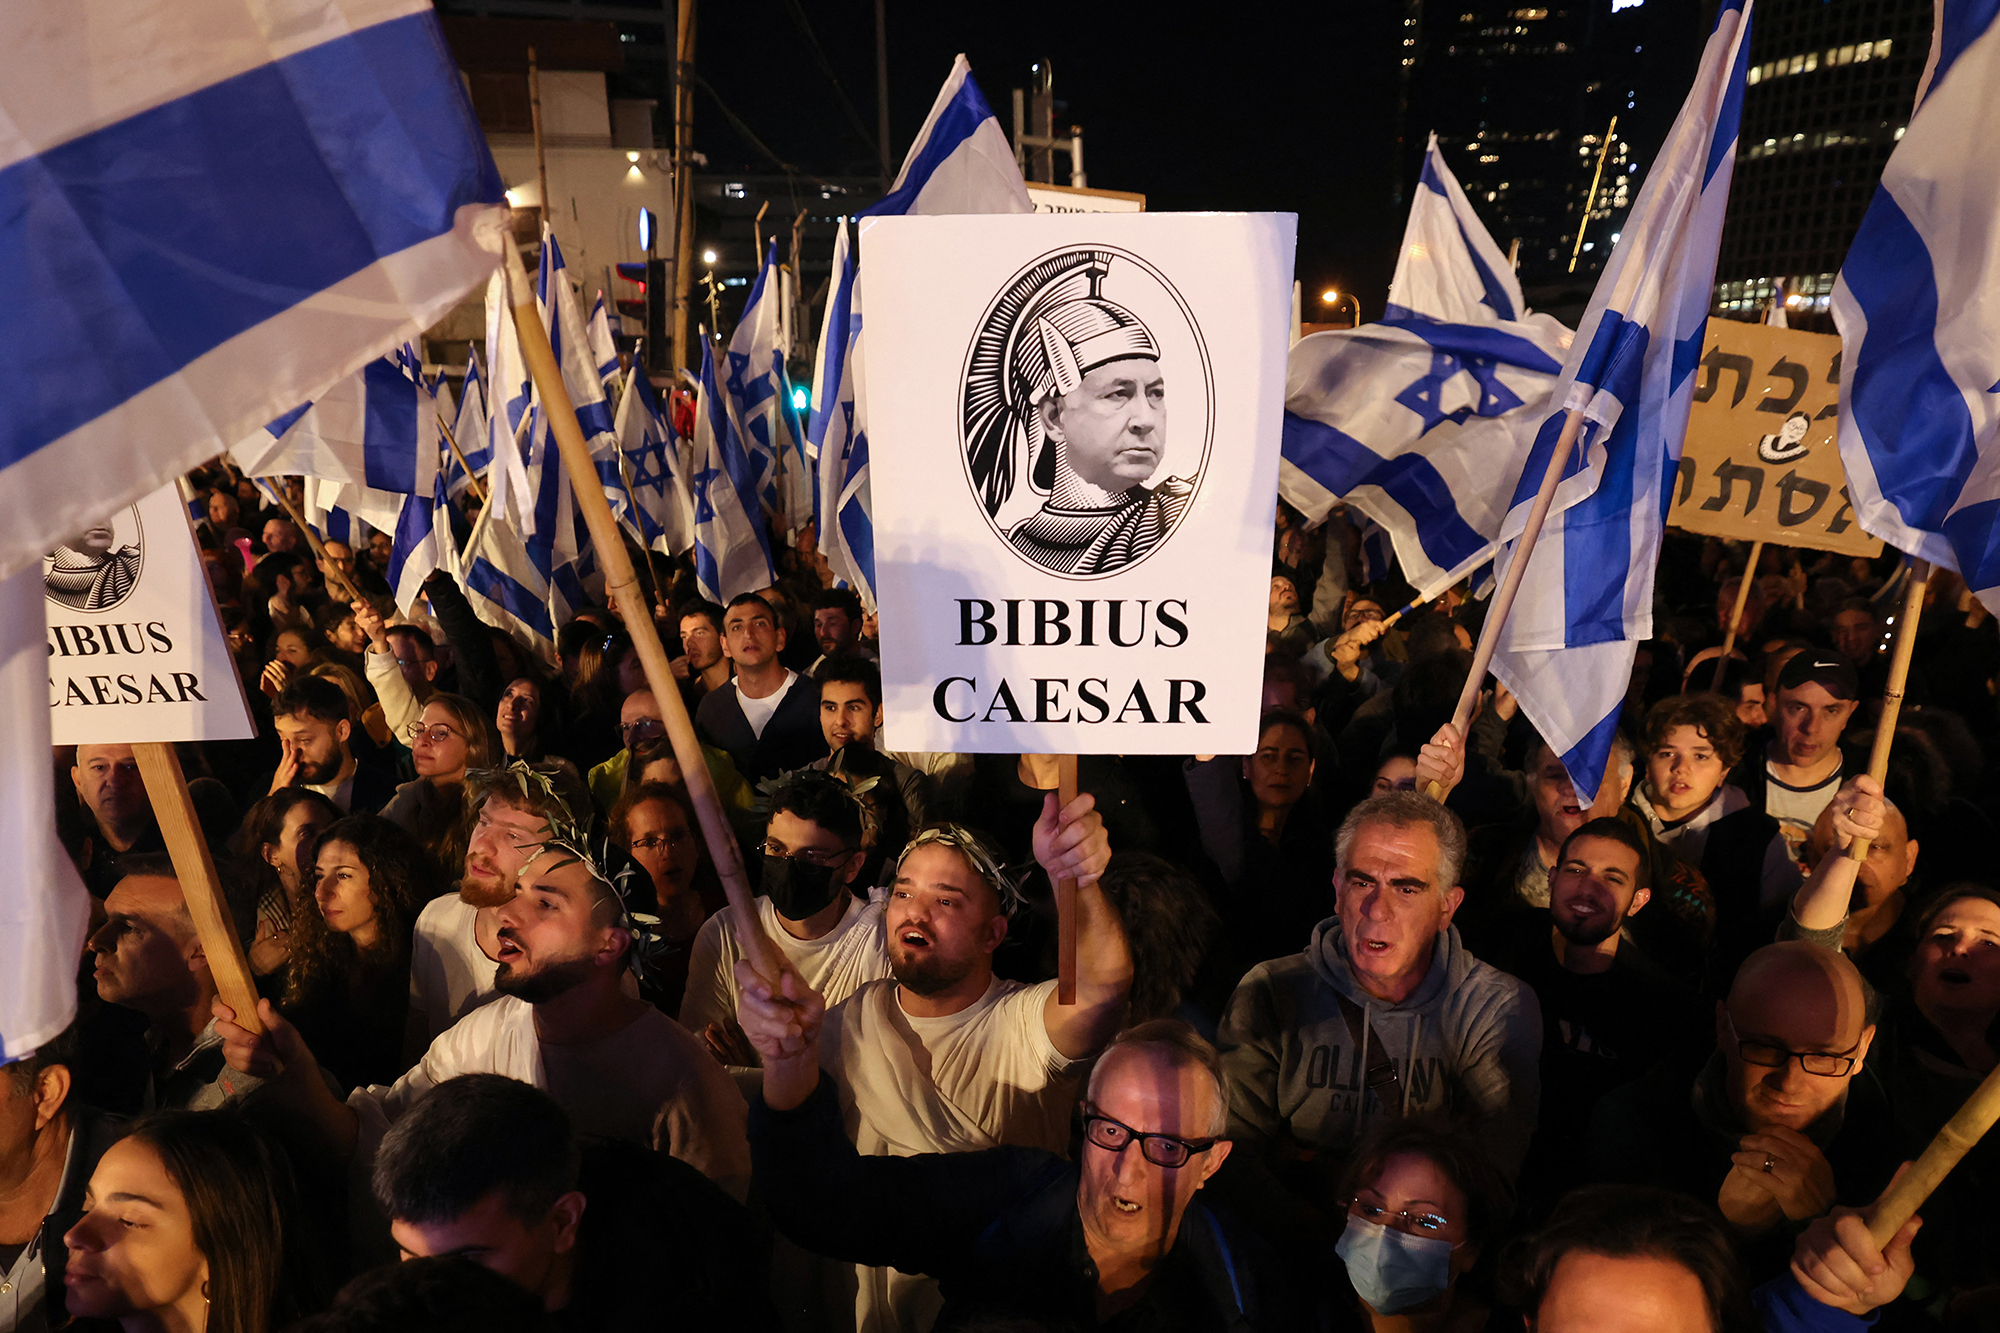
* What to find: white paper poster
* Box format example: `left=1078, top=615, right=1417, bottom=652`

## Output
left=862, top=212, right=1296, bottom=755
left=47, top=484, right=256, bottom=745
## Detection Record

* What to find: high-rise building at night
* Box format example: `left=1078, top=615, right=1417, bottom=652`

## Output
left=1709, top=0, right=1930, bottom=324
left=1398, top=0, right=1702, bottom=300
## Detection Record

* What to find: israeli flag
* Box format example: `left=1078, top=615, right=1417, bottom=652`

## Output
left=725, top=240, right=790, bottom=518
left=1832, top=0, right=2000, bottom=610
left=385, top=423, right=449, bottom=614
left=812, top=56, right=1029, bottom=605
left=1279, top=137, right=1575, bottom=593
left=692, top=334, right=776, bottom=603
left=1489, top=0, right=1753, bottom=799
left=537, top=231, right=626, bottom=521
left=462, top=501, right=558, bottom=667
left=448, top=347, right=491, bottom=500
left=614, top=366, right=696, bottom=556
left=483, top=268, right=537, bottom=533
left=587, top=291, right=621, bottom=388
left=0, top=0, right=503, bottom=587
left=810, top=220, right=876, bottom=604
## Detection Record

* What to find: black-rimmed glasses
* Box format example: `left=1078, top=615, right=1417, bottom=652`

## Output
left=1726, top=1012, right=1860, bottom=1077
left=1081, top=1112, right=1218, bottom=1169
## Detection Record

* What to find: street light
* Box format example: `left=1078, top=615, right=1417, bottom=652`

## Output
left=1320, top=288, right=1360, bottom=328
left=701, top=248, right=718, bottom=265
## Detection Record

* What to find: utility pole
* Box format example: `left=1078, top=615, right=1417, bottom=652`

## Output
left=671, top=0, right=698, bottom=372
left=874, top=0, right=892, bottom=188
left=1012, top=62, right=1086, bottom=188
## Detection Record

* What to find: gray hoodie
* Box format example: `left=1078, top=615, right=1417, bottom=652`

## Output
left=1216, top=916, right=1543, bottom=1177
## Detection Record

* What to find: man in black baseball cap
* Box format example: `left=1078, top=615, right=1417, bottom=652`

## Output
left=1760, top=652, right=1860, bottom=866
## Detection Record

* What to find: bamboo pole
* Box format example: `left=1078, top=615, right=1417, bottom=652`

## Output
left=501, top=239, right=776, bottom=976
left=1425, top=408, right=1587, bottom=800
left=1867, top=1057, right=2000, bottom=1244
left=253, top=479, right=362, bottom=606
left=671, top=0, right=698, bottom=372
left=528, top=47, right=550, bottom=231
left=1848, top=559, right=1931, bottom=862
left=133, top=743, right=262, bottom=1034
left=437, top=413, right=489, bottom=505
left=1712, top=539, right=1763, bottom=692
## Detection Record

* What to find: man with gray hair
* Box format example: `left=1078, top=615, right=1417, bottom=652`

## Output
left=1216, top=790, right=1542, bottom=1213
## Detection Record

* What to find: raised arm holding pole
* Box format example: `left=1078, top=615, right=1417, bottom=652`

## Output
left=500, top=236, right=778, bottom=981
left=251, top=478, right=362, bottom=605
left=1847, top=559, right=1931, bottom=863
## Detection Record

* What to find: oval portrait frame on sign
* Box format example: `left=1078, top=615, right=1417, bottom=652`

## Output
left=44, top=506, right=145, bottom=613
left=958, top=245, right=1215, bottom=579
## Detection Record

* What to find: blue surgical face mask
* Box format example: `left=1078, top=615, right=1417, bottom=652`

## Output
left=1334, top=1214, right=1456, bottom=1315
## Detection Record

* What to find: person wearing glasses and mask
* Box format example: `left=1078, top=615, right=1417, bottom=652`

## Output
left=1587, top=941, right=1901, bottom=1279
left=1324, top=1121, right=1510, bottom=1333
left=741, top=1014, right=1294, bottom=1330
left=679, top=771, right=892, bottom=1086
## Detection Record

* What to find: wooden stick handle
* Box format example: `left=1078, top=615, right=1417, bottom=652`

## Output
left=1425, top=407, right=1586, bottom=800
left=1056, top=754, right=1079, bottom=1006
left=132, top=743, right=262, bottom=1034
left=1713, top=539, right=1762, bottom=693
left=501, top=240, right=778, bottom=980
left=1849, top=559, right=1931, bottom=862
left=1867, top=1053, right=2000, bottom=1244
left=253, top=479, right=363, bottom=606
left=437, top=413, right=490, bottom=505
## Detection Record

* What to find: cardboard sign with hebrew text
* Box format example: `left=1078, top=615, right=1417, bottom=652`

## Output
left=1669, top=319, right=1881, bottom=556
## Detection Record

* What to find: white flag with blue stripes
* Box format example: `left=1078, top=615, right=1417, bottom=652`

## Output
left=1279, top=136, right=1575, bottom=593
left=538, top=231, right=626, bottom=524
left=614, top=365, right=696, bottom=557
left=725, top=241, right=791, bottom=523
left=812, top=55, right=1029, bottom=606
left=1832, top=0, right=2000, bottom=609
left=1488, top=0, right=1753, bottom=799
left=692, top=334, right=776, bottom=603
left=0, top=0, right=504, bottom=586
left=448, top=347, right=491, bottom=500
left=587, top=292, right=621, bottom=389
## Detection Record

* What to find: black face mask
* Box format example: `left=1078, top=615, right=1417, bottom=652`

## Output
left=763, top=853, right=846, bottom=920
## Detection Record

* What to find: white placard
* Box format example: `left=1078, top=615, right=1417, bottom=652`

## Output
left=862, top=212, right=1295, bottom=755
left=47, top=485, right=256, bottom=745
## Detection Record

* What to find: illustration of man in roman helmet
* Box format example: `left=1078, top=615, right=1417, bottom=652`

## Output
left=963, top=249, right=1196, bottom=576
left=45, top=513, right=142, bottom=611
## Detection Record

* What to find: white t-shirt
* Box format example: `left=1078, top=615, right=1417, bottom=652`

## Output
left=349, top=995, right=750, bottom=1192
left=735, top=670, right=798, bottom=739
left=680, top=888, right=893, bottom=1046
left=1765, top=754, right=1843, bottom=865
left=408, top=894, right=500, bottom=1042
left=821, top=974, right=1082, bottom=1158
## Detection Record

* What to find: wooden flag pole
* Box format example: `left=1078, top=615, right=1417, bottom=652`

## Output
left=1020, top=754, right=1082, bottom=1004
left=528, top=48, right=551, bottom=231
left=436, top=413, right=489, bottom=505
left=501, top=240, right=778, bottom=977
left=1712, top=538, right=1763, bottom=692
left=253, top=479, right=363, bottom=606
left=1848, top=559, right=1931, bottom=863
left=1867, top=1056, right=2000, bottom=1245
left=132, top=743, right=262, bottom=1034
left=1425, top=407, right=1587, bottom=800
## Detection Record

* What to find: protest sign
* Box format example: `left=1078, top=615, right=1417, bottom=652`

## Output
left=1669, top=319, right=1882, bottom=556
left=47, top=484, right=255, bottom=745
left=1026, top=183, right=1146, bottom=213
left=862, top=212, right=1295, bottom=755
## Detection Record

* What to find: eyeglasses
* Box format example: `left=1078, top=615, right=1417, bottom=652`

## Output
left=1346, top=1196, right=1452, bottom=1235
left=758, top=840, right=854, bottom=868
left=620, top=718, right=666, bottom=745
left=1725, top=1013, right=1860, bottom=1077
left=1081, top=1112, right=1218, bottom=1169
left=631, top=830, right=697, bottom=852
left=405, top=722, right=463, bottom=745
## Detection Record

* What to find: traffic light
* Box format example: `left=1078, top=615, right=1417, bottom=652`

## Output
left=616, top=259, right=667, bottom=367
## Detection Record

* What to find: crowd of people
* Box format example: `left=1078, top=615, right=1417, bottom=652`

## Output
left=7, top=470, right=1997, bottom=1333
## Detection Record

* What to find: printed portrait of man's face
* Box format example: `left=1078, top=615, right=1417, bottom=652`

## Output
left=1038, top=357, right=1167, bottom=494
left=1779, top=412, right=1809, bottom=447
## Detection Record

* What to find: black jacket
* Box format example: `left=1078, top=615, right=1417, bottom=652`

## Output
left=694, top=676, right=827, bottom=783
left=750, top=1080, right=1291, bottom=1332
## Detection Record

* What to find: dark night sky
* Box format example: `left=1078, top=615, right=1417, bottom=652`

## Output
left=691, top=0, right=1410, bottom=320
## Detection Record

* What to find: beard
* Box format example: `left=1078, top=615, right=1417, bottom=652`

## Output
left=1553, top=911, right=1621, bottom=947
left=494, top=952, right=595, bottom=1003
left=891, top=945, right=980, bottom=998
left=296, top=750, right=343, bottom=786
left=457, top=870, right=514, bottom=909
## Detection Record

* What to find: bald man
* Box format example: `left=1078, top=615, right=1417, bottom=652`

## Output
left=1587, top=942, right=1899, bottom=1276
